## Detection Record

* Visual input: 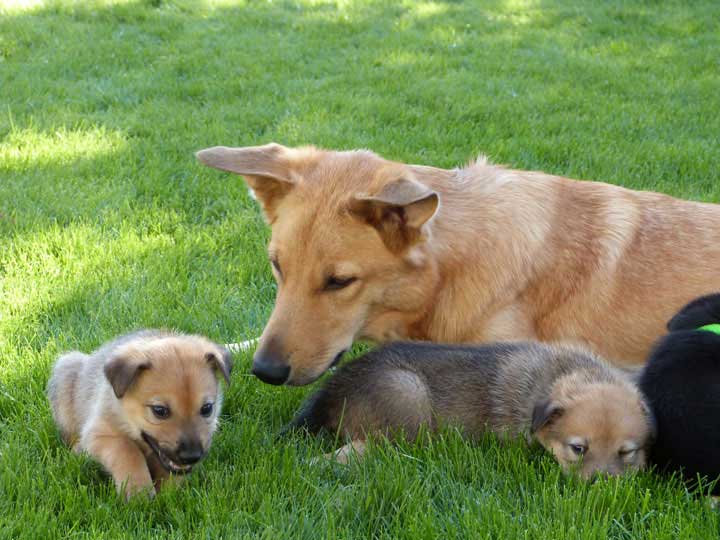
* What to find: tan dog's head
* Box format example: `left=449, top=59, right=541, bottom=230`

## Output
left=103, top=334, right=232, bottom=474
left=197, top=143, right=440, bottom=385
left=530, top=374, right=655, bottom=479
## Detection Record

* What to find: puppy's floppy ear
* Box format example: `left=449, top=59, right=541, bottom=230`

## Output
left=196, top=143, right=308, bottom=223
left=206, top=349, right=233, bottom=385
left=349, top=176, right=439, bottom=253
left=531, top=400, right=565, bottom=434
left=103, top=355, right=151, bottom=399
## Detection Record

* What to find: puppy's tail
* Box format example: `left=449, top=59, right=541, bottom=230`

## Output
left=667, top=293, right=720, bottom=331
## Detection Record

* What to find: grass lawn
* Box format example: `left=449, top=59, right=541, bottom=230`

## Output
left=1, top=0, right=720, bottom=537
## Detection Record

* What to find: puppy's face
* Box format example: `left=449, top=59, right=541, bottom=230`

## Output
left=103, top=335, right=232, bottom=474
left=532, top=377, right=654, bottom=479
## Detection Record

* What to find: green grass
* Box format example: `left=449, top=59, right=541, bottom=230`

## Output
left=1, top=0, right=719, bottom=537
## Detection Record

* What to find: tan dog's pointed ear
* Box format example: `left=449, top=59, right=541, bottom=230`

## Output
left=349, top=177, right=439, bottom=252
left=196, top=143, right=299, bottom=223
left=103, top=355, right=151, bottom=399
left=530, top=400, right=564, bottom=434
left=206, top=349, right=233, bottom=385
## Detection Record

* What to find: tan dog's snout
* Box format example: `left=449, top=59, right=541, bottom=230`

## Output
left=252, top=333, right=349, bottom=385
left=251, top=336, right=291, bottom=385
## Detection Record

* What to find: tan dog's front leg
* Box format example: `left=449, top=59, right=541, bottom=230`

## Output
left=84, top=431, right=154, bottom=500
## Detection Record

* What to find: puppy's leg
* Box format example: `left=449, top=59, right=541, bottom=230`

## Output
left=83, top=429, right=154, bottom=500
left=324, top=440, right=367, bottom=464
left=146, top=452, right=185, bottom=492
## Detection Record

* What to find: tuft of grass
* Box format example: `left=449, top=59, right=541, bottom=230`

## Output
left=1, top=0, right=719, bottom=538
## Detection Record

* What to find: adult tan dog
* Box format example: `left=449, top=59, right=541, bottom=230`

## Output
left=197, top=143, right=720, bottom=385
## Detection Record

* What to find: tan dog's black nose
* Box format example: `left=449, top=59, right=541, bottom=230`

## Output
left=252, top=359, right=290, bottom=385
left=252, top=337, right=290, bottom=385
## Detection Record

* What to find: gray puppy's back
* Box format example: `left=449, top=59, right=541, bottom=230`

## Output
left=288, top=340, right=610, bottom=439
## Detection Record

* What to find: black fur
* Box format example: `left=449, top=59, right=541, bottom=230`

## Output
left=666, top=292, right=720, bottom=332
left=639, top=293, right=720, bottom=494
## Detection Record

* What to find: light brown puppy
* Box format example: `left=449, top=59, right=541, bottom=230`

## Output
left=287, top=341, right=655, bottom=478
left=47, top=330, right=232, bottom=499
left=197, top=143, right=720, bottom=385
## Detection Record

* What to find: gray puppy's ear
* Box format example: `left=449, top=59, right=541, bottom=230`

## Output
left=531, top=399, right=565, bottom=434
left=206, top=349, right=233, bottom=385
left=103, top=355, right=151, bottom=399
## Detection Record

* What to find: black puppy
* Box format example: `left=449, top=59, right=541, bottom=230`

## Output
left=638, top=293, right=720, bottom=494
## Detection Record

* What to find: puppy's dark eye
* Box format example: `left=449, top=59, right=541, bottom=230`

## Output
left=324, top=276, right=357, bottom=291
left=200, top=402, right=214, bottom=417
left=150, top=405, right=170, bottom=420
left=569, top=443, right=587, bottom=456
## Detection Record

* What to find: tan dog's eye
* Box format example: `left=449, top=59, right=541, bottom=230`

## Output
left=618, top=448, right=637, bottom=459
left=150, top=405, right=170, bottom=419
left=569, top=443, right=587, bottom=456
left=271, top=258, right=282, bottom=278
left=200, top=402, right=213, bottom=417
left=324, top=276, right=357, bottom=291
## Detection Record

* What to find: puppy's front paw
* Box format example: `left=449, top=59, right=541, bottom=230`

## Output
left=118, top=474, right=156, bottom=501
left=310, top=440, right=367, bottom=466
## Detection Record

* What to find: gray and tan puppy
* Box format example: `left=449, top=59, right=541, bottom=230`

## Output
left=288, top=341, right=654, bottom=478
left=48, top=330, right=232, bottom=499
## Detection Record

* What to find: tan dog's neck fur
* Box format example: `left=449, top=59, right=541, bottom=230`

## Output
left=198, top=143, right=720, bottom=384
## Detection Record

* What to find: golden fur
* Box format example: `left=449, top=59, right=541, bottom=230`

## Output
left=197, top=143, right=720, bottom=385
left=47, top=330, right=231, bottom=499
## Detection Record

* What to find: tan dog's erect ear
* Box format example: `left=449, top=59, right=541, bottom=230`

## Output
left=206, top=349, right=233, bottom=385
left=103, top=355, right=151, bottom=399
left=195, top=143, right=299, bottom=222
left=349, top=177, right=439, bottom=252
left=530, top=400, right=565, bottom=434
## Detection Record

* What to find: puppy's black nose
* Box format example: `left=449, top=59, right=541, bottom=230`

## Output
left=252, top=359, right=290, bottom=385
left=177, top=439, right=204, bottom=465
